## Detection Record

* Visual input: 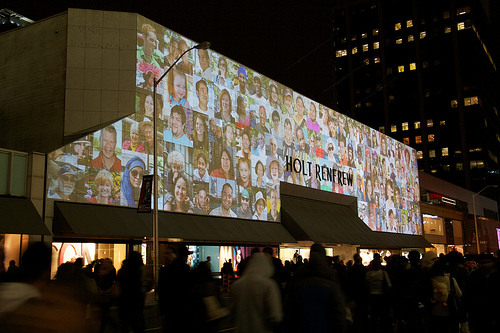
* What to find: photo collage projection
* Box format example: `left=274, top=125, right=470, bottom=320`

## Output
left=46, top=15, right=422, bottom=234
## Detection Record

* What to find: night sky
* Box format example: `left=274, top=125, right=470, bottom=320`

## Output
left=4, top=1, right=336, bottom=109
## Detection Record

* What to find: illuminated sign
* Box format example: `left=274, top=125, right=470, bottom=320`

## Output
left=46, top=13, right=422, bottom=235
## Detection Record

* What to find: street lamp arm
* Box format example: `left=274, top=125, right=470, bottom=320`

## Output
left=155, top=41, right=211, bottom=86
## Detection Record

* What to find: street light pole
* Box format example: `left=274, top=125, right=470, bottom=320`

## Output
left=472, top=184, right=498, bottom=254
left=151, top=41, right=211, bottom=290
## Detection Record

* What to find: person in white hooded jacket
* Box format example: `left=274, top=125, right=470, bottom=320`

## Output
left=232, top=252, right=283, bottom=333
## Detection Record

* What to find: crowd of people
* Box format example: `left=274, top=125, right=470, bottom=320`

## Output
left=2, top=242, right=499, bottom=332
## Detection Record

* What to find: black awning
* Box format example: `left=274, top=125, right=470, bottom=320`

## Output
left=54, top=202, right=296, bottom=244
left=159, top=211, right=296, bottom=244
left=54, top=202, right=152, bottom=238
left=0, top=197, right=50, bottom=235
left=280, top=183, right=431, bottom=248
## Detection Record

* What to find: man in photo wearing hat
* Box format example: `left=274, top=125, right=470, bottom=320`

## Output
left=267, top=187, right=279, bottom=222
left=165, top=105, right=192, bottom=147
left=236, top=189, right=252, bottom=219
left=210, top=183, right=237, bottom=217
left=92, top=125, right=121, bottom=171
left=253, top=191, right=267, bottom=220
left=48, top=164, right=77, bottom=200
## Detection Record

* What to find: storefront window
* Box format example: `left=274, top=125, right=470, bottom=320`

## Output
left=423, top=215, right=445, bottom=236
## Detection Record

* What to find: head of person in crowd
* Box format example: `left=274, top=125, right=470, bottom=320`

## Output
left=338, top=136, right=346, bottom=159
left=55, top=164, right=77, bottom=200
left=254, top=75, right=263, bottom=97
left=257, top=132, right=265, bottom=149
left=220, top=148, right=234, bottom=179
left=219, top=89, right=232, bottom=119
left=255, top=160, right=265, bottom=184
left=122, top=156, right=145, bottom=207
left=237, top=158, right=251, bottom=187
left=197, top=188, right=208, bottom=210
left=94, top=169, right=114, bottom=204
left=236, top=96, right=247, bottom=119
left=271, top=111, right=280, bottom=132
left=269, top=136, right=279, bottom=157
left=237, top=66, right=247, bottom=94
left=221, top=182, right=234, bottom=213
left=269, top=81, right=279, bottom=107
left=239, top=188, right=251, bottom=214
left=193, top=114, right=208, bottom=146
left=283, top=88, right=293, bottom=109
left=296, top=127, right=307, bottom=151
left=268, top=187, right=279, bottom=217
left=129, top=122, right=141, bottom=147
left=139, top=118, right=154, bottom=147
left=101, top=125, right=118, bottom=161
left=284, top=118, right=293, bottom=144
left=224, top=124, right=234, bottom=147
left=168, top=69, right=188, bottom=103
left=196, top=79, right=209, bottom=111
left=296, top=96, right=305, bottom=118
left=241, top=130, right=250, bottom=153
left=327, top=117, right=337, bottom=138
left=267, top=158, right=282, bottom=184
left=143, top=92, right=154, bottom=117
left=72, top=140, right=89, bottom=159
left=178, top=39, right=191, bottom=66
left=326, top=138, right=335, bottom=159
left=259, top=106, right=267, bottom=128
left=167, top=37, right=179, bottom=61
left=218, top=56, right=228, bottom=77
left=170, top=105, right=187, bottom=139
left=309, top=102, right=317, bottom=123
left=198, top=49, right=210, bottom=72
left=171, top=172, right=191, bottom=212
left=196, top=153, right=208, bottom=179
left=254, top=191, right=266, bottom=219
left=141, top=24, right=157, bottom=62
left=347, top=144, right=354, bottom=163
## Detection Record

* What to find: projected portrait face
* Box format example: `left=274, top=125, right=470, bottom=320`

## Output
left=197, top=154, right=207, bottom=178
left=241, top=192, right=250, bottom=211
left=221, top=150, right=231, bottom=175
left=174, top=175, right=188, bottom=205
left=144, top=27, right=157, bottom=60
left=221, top=183, right=233, bottom=210
left=58, top=172, right=76, bottom=198
left=196, top=80, right=209, bottom=108
left=198, top=49, right=210, bottom=72
left=238, top=158, right=250, bottom=186
left=197, top=189, right=207, bottom=208
left=296, top=97, right=304, bottom=117
left=129, top=166, right=144, bottom=189
left=309, top=103, right=317, bottom=122
left=142, top=123, right=154, bottom=146
left=195, top=117, right=205, bottom=139
left=297, top=128, right=306, bottom=150
left=219, top=57, right=227, bottom=76
left=242, top=132, right=250, bottom=152
left=145, top=94, right=154, bottom=117
left=171, top=108, right=186, bottom=139
left=173, top=72, right=187, bottom=102
left=225, top=125, right=234, bottom=145
left=101, top=128, right=117, bottom=160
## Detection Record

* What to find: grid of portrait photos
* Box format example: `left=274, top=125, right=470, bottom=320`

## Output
left=45, top=15, right=422, bottom=234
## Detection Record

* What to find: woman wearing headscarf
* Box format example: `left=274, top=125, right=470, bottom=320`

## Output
left=121, top=156, right=146, bottom=207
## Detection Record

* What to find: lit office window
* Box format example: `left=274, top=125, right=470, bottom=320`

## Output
left=379, top=126, right=385, bottom=133
left=352, top=35, right=357, bottom=41
left=398, top=65, right=405, bottom=72
left=428, top=134, right=435, bottom=142
left=352, top=47, right=358, bottom=54
left=456, top=163, right=463, bottom=171
left=402, top=122, right=409, bottom=131
left=423, top=61, right=428, bottom=68
left=396, top=38, right=403, bottom=44
left=455, top=150, right=462, bottom=154
left=373, top=29, right=379, bottom=36
left=443, top=11, right=450, bottom=19
left=427, top=119, right=433, bottom=127
left=395, top=23, right=402, bottom=30
left=451, top=100, right=458, bottom=108
left=431, top=169, right=438, bottom=174
left=415, top=136, right=422, bottom=144
left=374, top=57, right=380, bottom=63
left=336, top=50, right=343, bottom=58
left=408, top=35, right=414, bottom=42
left=442, top=148, right=449, bottom=156
left=445, top=26, right=451, bottom=33
left=429, top=150, right=436, bottom=158
left=373, top=41, right=380, bottom=49
left=458, top=22, right=465, bottom=30
left=443, top=165, right=450, bottom=172
left=420, top=31, right=426, bottom=39
left=363, top=44, right=369, bottom=52
left=407, top=20, right=413, bottom=28
left=355, top=103, right=362, bottom=108
left=470, top=161, right=477, bottom=169
left=391, top=125, right=397, bottom=133
left=477, top=160, right=484, bottom=168
left=471, top=96, right=478, bottom=105
left=409, top=63, right=416, bottom=70
left=414, top=121, right=421, bottom=129
left=341, top=49, right=347, bottom=56
left=364, top=58, right=370, bottom=65
left=440, top=120, right=446, bottom=126
left=387, top=68, right=393, bottom=75
left=403, top=137, right=410, bottom=144
left=457, top=6, right=470, bottom=15
left=417, top=151, right=423, bottom=159
left=362, top=32, right=368, bottom=38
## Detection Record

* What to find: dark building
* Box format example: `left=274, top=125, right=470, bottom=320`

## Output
left=330, top=0, right=500, bottom=202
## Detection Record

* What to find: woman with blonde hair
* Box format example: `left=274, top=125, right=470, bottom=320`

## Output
left=88, top=169, right=115, bottom=205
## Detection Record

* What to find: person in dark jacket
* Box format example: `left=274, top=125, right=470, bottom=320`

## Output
left=285, top=243, right=346, bottom=333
